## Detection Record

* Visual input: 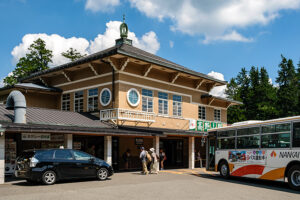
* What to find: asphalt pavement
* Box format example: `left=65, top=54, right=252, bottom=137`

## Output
left=0, top=169, right=299, bottom=200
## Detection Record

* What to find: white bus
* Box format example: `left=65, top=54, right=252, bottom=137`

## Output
left=206, top=116, right=300, bottom=190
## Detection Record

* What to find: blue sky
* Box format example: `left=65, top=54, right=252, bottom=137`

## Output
left=1, top=0, right=300, bottom=90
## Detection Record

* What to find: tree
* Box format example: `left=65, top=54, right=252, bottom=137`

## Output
left=3, top=38, right=53, bottom=85
left=61, top=48, right=86, bottom=62
left=276, top=55, right=298, bottom=117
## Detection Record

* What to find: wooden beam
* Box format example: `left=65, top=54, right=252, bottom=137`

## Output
left=196, top=79, right=205, bottom=90
left=226, top=102, right=233, bottom=109
left=143, top=64, right=153, bottom=77
left=88, top=63, right=98, bottom=76
left=170, top=72, right=180, bottom=84
left=208, top=82, right=218, bottom=92
left=208, top=98, right=215, bottom=105
left=107, top=57, right=118, bottom=71
left=39, top=77, right=48, bottom=86
left=62, top=71, right=71, bottom=82
left=120, top=58, right=130, bottom=71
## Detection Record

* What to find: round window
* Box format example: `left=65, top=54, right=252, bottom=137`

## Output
left=127, top=88, right=140, bottom=107
left=100, top=88, right=111, bottom=106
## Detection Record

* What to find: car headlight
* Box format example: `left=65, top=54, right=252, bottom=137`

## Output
left=29, top=157, right=39, bottom=168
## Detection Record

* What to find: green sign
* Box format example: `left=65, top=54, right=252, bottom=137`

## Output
left=190, top=120, right=223, bottom=132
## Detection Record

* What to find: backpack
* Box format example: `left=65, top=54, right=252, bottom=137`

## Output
left=146, top=151, right=152, bottom=163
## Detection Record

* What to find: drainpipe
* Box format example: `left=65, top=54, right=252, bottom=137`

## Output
left=6, top=90, right=27, bottom=123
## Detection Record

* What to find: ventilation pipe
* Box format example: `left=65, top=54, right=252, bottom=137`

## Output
left=6, top=90, right=26, bottom=123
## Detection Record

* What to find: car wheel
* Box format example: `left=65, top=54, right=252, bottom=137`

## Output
left=219, top=161, right=230, bottom=178
left=97, top=168, right=108, bottom=181
left=288, top=165, right=300, bottom=190
left=42, top=170, right=56, bottom=185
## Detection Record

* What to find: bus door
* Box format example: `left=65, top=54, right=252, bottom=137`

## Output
left=206, top=132, right=216, bottom=171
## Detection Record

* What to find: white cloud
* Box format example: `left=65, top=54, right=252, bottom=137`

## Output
left=207, top=71, right=227, bottom=98
left=11, top=21, right=160, bottom=67
left=85, top=0, right=120, bottom=12
left=89, top=21, right=160, bottom=54
left=169, top=40, right=174, bottom=48
left=0, top=79, right=4, bottom=88
left=127, top=0, right=300, bottom=42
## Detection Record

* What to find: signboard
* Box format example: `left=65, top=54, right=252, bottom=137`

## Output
left=228, top=150, right=266, bottom=164
left=22, top=133, right=50, bottom=141
left=190, top=120, right=223, bottom=132
left=135, top=138, right=144, bottom=145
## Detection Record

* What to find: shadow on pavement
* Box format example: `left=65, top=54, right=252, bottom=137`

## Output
left=194, top=173, right=300, bottom=194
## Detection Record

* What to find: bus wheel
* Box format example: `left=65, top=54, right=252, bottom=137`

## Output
left=288, top=165, right=300, bottom=190
left=219, top=161, right=230, bottom=178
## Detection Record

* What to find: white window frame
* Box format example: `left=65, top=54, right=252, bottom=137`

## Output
left=142, top=89, right=153, bottom=112
left=214, top=109, right=221, bottom=122
left=172, top=95, right=182, bottom=117
left=158, top=92, right=168, bottom=115
left=74, top=91, right=84, bottom=112
left=127, top=88, right=140, bottom=107
left=100, top=88, right=112, bottom=107
left=198, top=106, right=206, bottom=120
left=88, top=88, right=98, bottom=111
left=62, top=93, right=70, bottom=111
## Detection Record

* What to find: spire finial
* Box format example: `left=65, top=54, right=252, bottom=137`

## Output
left=123, top=14, right=125, bottom=23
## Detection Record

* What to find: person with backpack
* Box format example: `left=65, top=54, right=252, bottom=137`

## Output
left=149, top=148, right=159, bottom=174
left=139, top=147, right=148, bottom=175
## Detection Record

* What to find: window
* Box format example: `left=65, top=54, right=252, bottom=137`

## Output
left=127, top=88, right=140, bottom=107
left=198, top=106, right=206, bottom=120
left=62, top=94, right=70, bottom=111
left=173, top=95, right=182, bottom=117
left=214, top=109, right=221, bottom=121
left=261, top=133, right=290, bottom=148
left=218, top=130, right=236, bottom=138
left=74, top=91, right=84, bottom=112
left=237, top=136, right=260, bottom=149
left=100, top=88, right=111, bottom=107
left=262, top=123, right=290, bottom=133
left=73, top=150, right=93, bottom=161
left=158, top=92, right=168, bottom=115
left=142, top=89, right=153, bottom=112
left=218, top=138, right=235, bottom=149
left=88, top=88, right=98, bottom=111
left=293, top=122, right=300, bottom=147
left=35, top=150, right=54, bottom=160
left=54, top=150, right=73, bottom=160
left=237, top=127, right=260, bottom=136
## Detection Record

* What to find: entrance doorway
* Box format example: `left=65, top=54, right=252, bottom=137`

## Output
left=160, top=138, right=188, bottom=169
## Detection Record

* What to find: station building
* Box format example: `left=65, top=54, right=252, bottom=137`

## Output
left=0, top=21, right=241, bottom=183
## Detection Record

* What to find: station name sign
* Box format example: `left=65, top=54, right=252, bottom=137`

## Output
left=189, top=120, right=223, bottom=132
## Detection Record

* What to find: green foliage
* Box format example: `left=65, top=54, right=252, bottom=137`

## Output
left=3, top=38, right=53, bottom=86
left=61, top=48, right=86, bottom=62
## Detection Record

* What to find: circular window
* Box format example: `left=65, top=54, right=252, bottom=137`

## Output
left=127, top=88, right=140, bottom=107
left=100, top=88, right=111, bottom=106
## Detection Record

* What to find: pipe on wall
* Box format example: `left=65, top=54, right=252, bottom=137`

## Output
left=6, top=90, right=27, bottom=124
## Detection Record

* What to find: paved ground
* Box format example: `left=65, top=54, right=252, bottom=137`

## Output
left=0, top=169, right=299, bottom=200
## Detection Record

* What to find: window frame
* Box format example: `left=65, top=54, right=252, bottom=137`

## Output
left=88, top=88, right=99, bottom=112
left=198, top=106, right=206, bottom=120
left=142, top=89, right=154, bottom=113
left=127, top=88, right=140, bottom=107
left=61, top=93, right=70, bottom=111
left=172, top=95, right=182, bottom=117
left=158, top=92, right=168, bottom=115
left=74, top=91, right=84, bottom=112
left=214, top=109, right=221, bottom=122
left=99, top=88, right=112, bottom=107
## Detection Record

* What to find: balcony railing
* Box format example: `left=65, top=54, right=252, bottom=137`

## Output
left=100, top=108, right=155, bottom=123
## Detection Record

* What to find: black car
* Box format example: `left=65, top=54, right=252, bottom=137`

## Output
left=15, top=149, right=113, bottom=185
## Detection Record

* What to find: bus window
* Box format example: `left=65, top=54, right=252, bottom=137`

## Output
left=218, top=130, right=235, bottom=137
left=293, top=122, right=300, bottom=147
left=217, top=138, right=235, bottom=149
left=261, top=133, right=290, bottom=148
left=237, top=135, right=260, bottom=149
left=237, top=127, right=259, bottom=136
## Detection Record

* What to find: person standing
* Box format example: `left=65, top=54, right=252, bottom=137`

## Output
left=150, top=148, right=158, bottom=174
left=159, top=149, right=166, bottom=170
left=122, top=149, right=131, bottom=170
left=139, top=147, right=148, bottom=175
left=87, top=145, right=95, bottom=156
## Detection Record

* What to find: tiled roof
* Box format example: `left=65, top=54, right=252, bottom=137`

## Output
left=0, top=83, right=61, bottom=92
left=20, top=43, right=227, bottom=85
left=0, top=105, right=110, bottom=128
